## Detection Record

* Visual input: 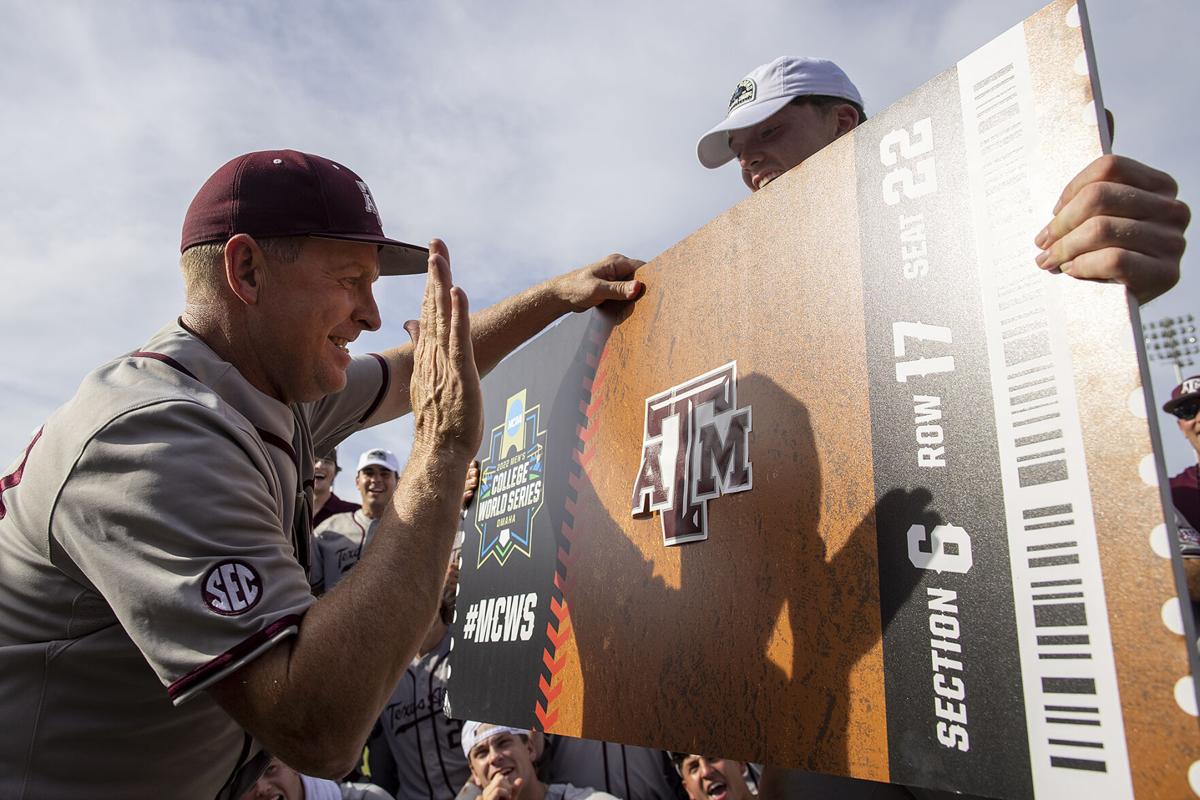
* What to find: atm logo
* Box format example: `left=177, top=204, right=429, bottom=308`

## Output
left=631, top=362, right=752, bottom=546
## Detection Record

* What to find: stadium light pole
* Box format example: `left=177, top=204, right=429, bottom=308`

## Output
left=1142, top=314, right=1199, bottom=384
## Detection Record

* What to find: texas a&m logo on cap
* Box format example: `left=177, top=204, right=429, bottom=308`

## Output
left=1182, top=377, right=1200, bottom=397
left=356, top=179, right=383, bottom=227
left=202, top=560, right=263, bottom=616
left=728, top=79, right=757, bottom=114
left=631, top=362, right=752, bottom=546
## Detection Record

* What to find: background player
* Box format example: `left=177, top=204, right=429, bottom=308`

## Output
left=696, top=56, right=1189, bottom=304
left=313, top=448, right=401, bottom=595
left=314, top=448, right=360, bottom=527
left=462, top=723, right=621, bottom=800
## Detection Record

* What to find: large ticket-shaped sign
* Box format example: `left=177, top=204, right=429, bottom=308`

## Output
left=446, top=2, right=1200, bottom=797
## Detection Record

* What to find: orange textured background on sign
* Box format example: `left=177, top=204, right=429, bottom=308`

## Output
left=545, top=136, right=893, bottom=781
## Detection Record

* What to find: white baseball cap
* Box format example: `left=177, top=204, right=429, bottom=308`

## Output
left=696, top=56, right=864, bottom=169
left=357, top=448, right=400, bottom=473
left=461, top=722, right=531, bottom=758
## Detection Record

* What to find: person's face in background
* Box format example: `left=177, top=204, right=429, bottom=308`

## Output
left=313, top=457, right=338, bottom=499
left=240, top=757, right=303, bottom=800
left=728, top=99, right=858, bottom=192
left=356, top=464, right=398, bottom=518
left=678, top=756, right=753, bottom=800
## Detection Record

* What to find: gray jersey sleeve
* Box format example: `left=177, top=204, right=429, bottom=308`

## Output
left=49, top=400, right=315, bottom=705
left=308, top=353, right=391, bottom=456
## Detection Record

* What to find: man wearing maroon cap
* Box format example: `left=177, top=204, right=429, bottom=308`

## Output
left=0, top=149, right=643, bottom=799
left=1164, top=376, right=1200, bottom=534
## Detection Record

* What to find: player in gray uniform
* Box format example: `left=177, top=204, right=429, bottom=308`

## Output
left=313, top=448, right=401, bottom=595
left=0, top=149, right=643, bottom=799
left=540, top=737, right=680, bottom=800
left=380, top=625, right=467, bottom=800
left=240, top=756, right=395, bottom=800
left=462, top=723, right=621, bottom=800
left=375, top=531, right=469, bottom=800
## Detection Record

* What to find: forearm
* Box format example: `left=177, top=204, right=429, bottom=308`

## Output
left=210, top=446, right=470, bottom=775
left=467, top=278, right=576, bottom=375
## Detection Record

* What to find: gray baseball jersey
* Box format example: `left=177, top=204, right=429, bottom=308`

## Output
left=545, top=784, right=621, bottom=800
left=0, top=320, right=391, bottom=799
left=541, top=737, right=677, bottom=800
left=313, top=508, right=381, bottom=594
left=380, top=630, right=469, bottom=800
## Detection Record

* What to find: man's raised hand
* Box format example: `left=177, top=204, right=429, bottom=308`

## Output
left=406, top=239, right=484, bottom=461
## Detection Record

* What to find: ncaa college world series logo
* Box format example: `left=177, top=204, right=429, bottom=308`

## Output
left=475, top=389, right=548, bottom=568
left=631, top=362, right=752, bottom=546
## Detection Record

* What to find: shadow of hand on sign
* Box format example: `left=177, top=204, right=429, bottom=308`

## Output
left=561, top=369, right=938, bottom=779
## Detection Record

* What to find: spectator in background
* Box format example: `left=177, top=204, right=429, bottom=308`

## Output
left=462, top=723, right=621, bottom=800
left=239, top=756, right=394, bottom=800
left=696, top=56, right=1188, bottom=304
left=1165, top=375, right=1200, bottom=533
left=313, top=448, right=359, bottom=527
left=377, top=555, right=470, bottom=800
left=313, top=448, right=402, bottom=595
left=672, top=752, right=914, bottom=800
left=1163, top=376, right=1200, bottom=603
left=366, top=467, right=479, bottom=797
left=670, top=755, right=755, bottom=800
left=310, top=447, right=402, bottom=791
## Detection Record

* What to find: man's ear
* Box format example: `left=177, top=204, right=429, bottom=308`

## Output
left=224, top=233, right=266, bottom=306
left=833, top=103, right=859, bottom=138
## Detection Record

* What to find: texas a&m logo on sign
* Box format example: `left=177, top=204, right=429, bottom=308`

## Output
left=630, top=362, right=752, bottom=546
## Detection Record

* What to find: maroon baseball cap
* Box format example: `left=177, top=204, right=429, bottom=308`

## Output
left=1164, top=375, right=1200, bottom=414
left=181, top=149, right=427, bottom=275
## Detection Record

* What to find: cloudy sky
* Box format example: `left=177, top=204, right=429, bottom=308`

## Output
left=2, top=0, right=1196, bottom=498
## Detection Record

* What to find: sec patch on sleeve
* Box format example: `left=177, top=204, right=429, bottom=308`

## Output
left=202, top=560, right=263, bottom=616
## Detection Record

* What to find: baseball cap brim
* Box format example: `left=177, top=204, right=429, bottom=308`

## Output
left=696, top=95, right=794, bottom=169
left=1164, top=389, right=1200, bottom=414
left=312, top=233, right=429, bottom=276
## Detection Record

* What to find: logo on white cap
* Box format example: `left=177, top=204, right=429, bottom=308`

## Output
left=728, top=79, right=757, bottom=114
left=203, top=560, right=263, bottom=616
